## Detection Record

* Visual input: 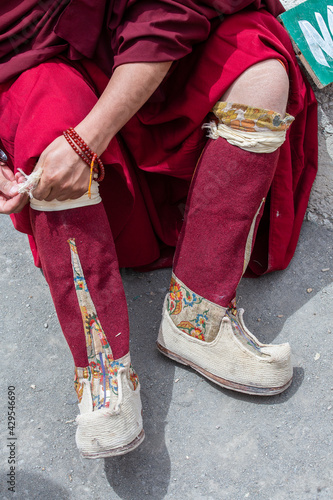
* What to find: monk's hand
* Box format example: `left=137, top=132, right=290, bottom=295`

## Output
left=32, top=135, right=92, bottom=202
left=0, top=165, right=29, bottom=214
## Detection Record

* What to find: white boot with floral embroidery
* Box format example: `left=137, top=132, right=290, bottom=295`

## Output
left=68, top=238, right=144, bottom=458
left=157, top=273, right=293, bottom=395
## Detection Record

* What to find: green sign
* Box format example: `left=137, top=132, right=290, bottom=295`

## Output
left=279, top=0, right=333, bottom=88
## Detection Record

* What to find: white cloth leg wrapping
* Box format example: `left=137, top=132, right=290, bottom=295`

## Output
left=203, top=122, right=287, bottom=153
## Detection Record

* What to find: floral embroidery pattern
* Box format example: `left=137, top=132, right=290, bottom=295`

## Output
left=129, top=364, right=139, bottom=390
left=168, top=276, right=204, bottom=315
left=68, top=238, right=134, bottom=409
left=176, top=310, right=209, bottom=341
left=168, top=277, right=183, bottom=315
left=212, top=101, right=294, bottom=133
left=167, top=276, right=210, bottom=341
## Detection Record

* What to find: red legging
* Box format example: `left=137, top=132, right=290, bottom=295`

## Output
left=30, top=203, right=130, bottom=367
left=173, top=138, right=280, bottom=307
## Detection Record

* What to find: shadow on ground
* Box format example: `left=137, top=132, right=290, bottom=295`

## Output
left=237, top=222, right=333, bottom=343
left=0, top=472, right=69, bottom=500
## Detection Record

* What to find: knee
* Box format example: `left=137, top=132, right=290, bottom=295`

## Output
left=222, top=59, right=290, bottom=116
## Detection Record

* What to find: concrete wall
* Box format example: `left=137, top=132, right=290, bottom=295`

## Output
left=281, top=0, right=333, bottom=228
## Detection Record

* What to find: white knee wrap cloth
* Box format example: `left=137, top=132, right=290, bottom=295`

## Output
left=203, top=122, right=287, bottom=153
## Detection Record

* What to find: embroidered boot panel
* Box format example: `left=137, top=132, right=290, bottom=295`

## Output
left=167, top=273, right=226, bottom=342
left=168, top=273, right=264, bottom=355
left=68, top=239, right=139, bottom=410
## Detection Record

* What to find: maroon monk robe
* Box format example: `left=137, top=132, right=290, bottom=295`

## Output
left=1, top=0, right=283, bottom=83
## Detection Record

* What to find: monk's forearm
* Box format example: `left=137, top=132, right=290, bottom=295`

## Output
left=75, top=61, right=172, bottom=154
left=31, top=60, right=172, bottom=202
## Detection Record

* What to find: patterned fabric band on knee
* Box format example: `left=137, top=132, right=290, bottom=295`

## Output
left=203, top=102, right=295, bottom=153
left=30, top=181, right=101, bottom=211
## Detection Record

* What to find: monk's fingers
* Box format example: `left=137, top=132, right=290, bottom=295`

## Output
left=1, top=164, right=17, bottom=182
left=0, top=193, right=28, bottom=214
left=0, top=167, right=17, bottom=202
left=34, top=168, right=89, bottom=201
left=15, top=171, right=27, bottom=184
left=32, top=178, right=52, bottom=200
left=0, top=176, right=19, bottom=198
left=14, top=193, right=29, bottom=213
left=42, top=183, right=88, bottom=202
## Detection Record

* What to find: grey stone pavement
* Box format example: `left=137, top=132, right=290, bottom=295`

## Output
left=1, top=214, right=333, bottom=500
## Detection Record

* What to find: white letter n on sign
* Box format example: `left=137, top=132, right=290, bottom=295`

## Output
left=299, top=7, right=333, bottom=67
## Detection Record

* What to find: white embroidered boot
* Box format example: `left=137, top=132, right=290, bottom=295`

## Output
left=157, top=274, right=292, bottom=395
left=75, top=353, right=144, bottom=458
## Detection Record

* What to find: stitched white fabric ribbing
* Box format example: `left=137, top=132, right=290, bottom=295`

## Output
left=203, top=121, right=287, bottom=153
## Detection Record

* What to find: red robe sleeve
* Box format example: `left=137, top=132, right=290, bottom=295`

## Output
left=0, top=0, right=285, bottom=82
left=112, top=0, right=284, bottom=69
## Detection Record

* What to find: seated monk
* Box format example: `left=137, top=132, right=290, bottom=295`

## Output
left=0, top=0, right=317, bottom=458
